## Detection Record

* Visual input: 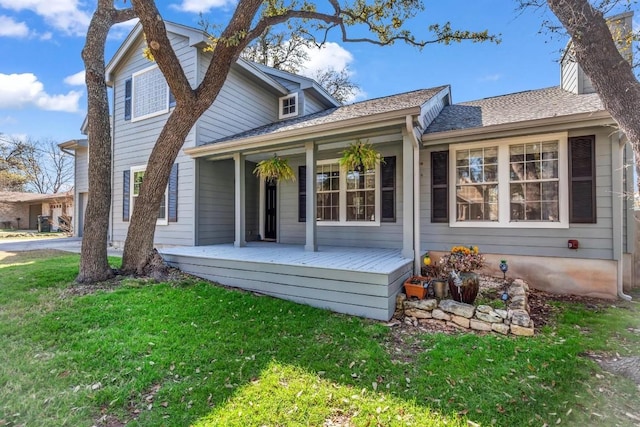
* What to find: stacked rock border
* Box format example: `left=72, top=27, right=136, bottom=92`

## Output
left=394, top=278, right=534, bottom=336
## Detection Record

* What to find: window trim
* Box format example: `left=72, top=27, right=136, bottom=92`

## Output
left=130, top=65, right=170, bottom=122
left=316, top=158, right=381, bottom=227
left=279, top=93, right=299, bottom=119
left=448, top=132, right=569, bottom=229
left=130, top=165, right=169, bottom=226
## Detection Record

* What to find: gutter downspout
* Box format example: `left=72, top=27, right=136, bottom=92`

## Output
left=406, top=115, right=421, bottom=274
left=613, top=132, right=632, bottom=301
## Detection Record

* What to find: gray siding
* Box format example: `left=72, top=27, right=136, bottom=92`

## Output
left=196, top=57, right=279, bottom=145
left=75, top=146, right=89, bottom=193
left=420, top=127, right=616, bottom=260
left=111, top=32, right=196, bottom=246
left=278, top=141, right=405, bottom=249
left=196, top=158, right=235, bottom=245
left=303, top=91, right=328, bottom=114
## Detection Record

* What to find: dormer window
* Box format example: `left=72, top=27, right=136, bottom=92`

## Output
left=279, top=93, right=298, bottom=119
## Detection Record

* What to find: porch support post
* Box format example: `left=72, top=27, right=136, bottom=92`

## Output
left=305, top=141, right=318, bottom=252
left=401, top=129, right=415, bottom=260
left=234, top=152, right=246, bottom=247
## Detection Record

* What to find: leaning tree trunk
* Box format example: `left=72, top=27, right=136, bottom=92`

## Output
left=121, top=0, right=263, bottom=273
left=547, top=0, right=640, bottom=154
left=77, top=2, right=135, bottom=283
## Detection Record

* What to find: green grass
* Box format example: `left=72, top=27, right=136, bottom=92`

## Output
left=0, top=251, right=638, bottom=426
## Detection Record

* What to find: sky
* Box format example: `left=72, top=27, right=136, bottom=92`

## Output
left=0, top=0, right=621, bottom=143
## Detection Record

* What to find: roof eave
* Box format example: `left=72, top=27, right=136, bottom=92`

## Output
left=185, top=106, right=421, bottom=158
left=422, top=110, right=614, bottom=145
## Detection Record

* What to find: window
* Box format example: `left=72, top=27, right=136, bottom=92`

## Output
left=279, top=93, right=298, bottom=119
left=568, top=135, right=596, bottom=223
left=315, top=160, right=379, bottom=225
left=123, top=164, right=179, bottom=225
left=449, top=133, right=569, bottom=228
left=126, top=65, right=172, bottom=122
left=300, top=157, right=395, bottom=223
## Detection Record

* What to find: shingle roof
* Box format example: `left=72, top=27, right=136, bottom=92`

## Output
left=0, top=191, right=72, bottom=203
left=425, top=86, right=605, bottom=134
left=205, top=87, right=448, bottom=145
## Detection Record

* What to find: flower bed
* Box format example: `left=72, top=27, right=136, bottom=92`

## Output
left=395, top=277, right=534, bottom=336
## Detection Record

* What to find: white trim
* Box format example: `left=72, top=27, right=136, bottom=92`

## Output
left=279, top=93, right=299, bottom=119
left=131, top=65, right=170, bottom=122
left=448, top=132, right=569, bottom=229
left=316, top=158, right=381, bottom=226
left=130, top=164, right=169, bottom=226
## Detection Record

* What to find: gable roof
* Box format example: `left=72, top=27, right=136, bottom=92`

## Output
left=186, top=86, right=449, bottom=157
left=424, top=86, right=607, bottom=137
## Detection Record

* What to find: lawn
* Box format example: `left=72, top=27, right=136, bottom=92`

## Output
left=0, top=250, right=638, bottom=427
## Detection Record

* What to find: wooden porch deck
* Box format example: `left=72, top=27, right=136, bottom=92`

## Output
left=160, top=243, right=414, bottom=320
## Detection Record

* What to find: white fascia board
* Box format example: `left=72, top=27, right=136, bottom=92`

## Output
left=185, top=107, right=420, bottom=158
left=105, top=21, right=208, bottom=85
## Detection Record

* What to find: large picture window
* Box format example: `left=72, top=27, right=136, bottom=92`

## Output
left=129, top=66, right=171, bottom=122
left=450, top=133, right=568, bottom=228
left=315, top=160, right=380, bottom=225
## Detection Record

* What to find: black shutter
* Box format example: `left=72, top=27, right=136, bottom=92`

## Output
left=123, top=169, right=130, bottom=222
left=431, top=151, right=449, bottom=223
left=168, top=163, right=178, bottom=222
left=381, top=156, right=396, bottom=222
left=124, top=79, right=132, bottom=120
left=569, top=135, right=596, bottom=223
left=298, top=165, right=306, bottom=222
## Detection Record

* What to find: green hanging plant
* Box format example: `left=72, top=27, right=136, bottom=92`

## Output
left=339, top=139, right=384, bottom=171
left=253, top=154, right=296, bottom=183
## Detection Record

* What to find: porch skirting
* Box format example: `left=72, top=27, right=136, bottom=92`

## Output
left=160, top=243, right=414, bottom=320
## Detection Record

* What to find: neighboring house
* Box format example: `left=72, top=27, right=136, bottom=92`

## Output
left=59, top=137, right=88, bottom=237
left=65, top=16, right=635, bottom=320
left=0, top=191, right=73, bottom=231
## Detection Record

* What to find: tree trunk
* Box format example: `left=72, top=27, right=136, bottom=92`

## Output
left=77, top=2, right=135, bottom=283
left=121, top=0, right=263, bottom=273
left=547, top=0, right=640, bottom=154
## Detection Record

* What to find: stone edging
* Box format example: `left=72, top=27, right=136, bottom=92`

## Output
left=394, top=278, right=535, bottom=336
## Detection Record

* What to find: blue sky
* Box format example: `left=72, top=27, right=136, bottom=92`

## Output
left=0, top=1, right=581, bottom=143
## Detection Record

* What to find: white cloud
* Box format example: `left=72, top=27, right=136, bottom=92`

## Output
left=0, top=15, right=29, bottom=37
left=299, top=42, right=355, bottom=77
left=478, top=73, right=502, bottom=82
left=108, top=18, right=138, bottom=40
left=64, top=70, right=85, bottom=86
left=0, top=0, right=91, bottom=35
left=0, top=73, right=82, bottom=112
left=171, top=0, right=235, bottom=13
left=0, top=115, right=17, bottom=125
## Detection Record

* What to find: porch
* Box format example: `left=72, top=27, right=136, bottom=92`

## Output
left=160, top=242, right=413, bottom=320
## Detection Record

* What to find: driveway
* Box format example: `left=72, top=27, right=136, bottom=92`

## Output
left=0, top=236, right=123, bottom=257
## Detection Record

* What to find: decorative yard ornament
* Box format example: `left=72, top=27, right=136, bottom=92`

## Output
left=499, top=259, right=508, bottom=280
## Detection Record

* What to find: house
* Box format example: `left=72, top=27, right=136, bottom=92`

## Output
left=65, top=16, right=635, bottom=320
left=0, top=190, right=73, bottom=231
left=58, top=138, right=88, bottom=236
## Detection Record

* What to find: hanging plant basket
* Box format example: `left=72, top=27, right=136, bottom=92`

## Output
left=253, top=155, right=296, bottom=183
left=339, top=140, right=383, bottom=171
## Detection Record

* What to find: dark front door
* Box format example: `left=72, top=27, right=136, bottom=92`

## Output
left=265, top=180, right=277, bottom=240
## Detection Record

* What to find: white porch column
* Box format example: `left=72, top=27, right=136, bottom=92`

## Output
left=401, top=130, right=415, bottom=259
left=234, top=152, right=246, bottom=247
left=305, top=141, right=318, bottom=252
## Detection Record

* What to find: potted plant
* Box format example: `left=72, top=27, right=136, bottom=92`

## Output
left=403, top=275, right=430, bottom=299
left=439, top=246, right=485, bottom=304
left=339, top=139, right=383, bottom=172
left=253, top=154, right=296, bottom=183
left=422, top=259, right=448, bottom=299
